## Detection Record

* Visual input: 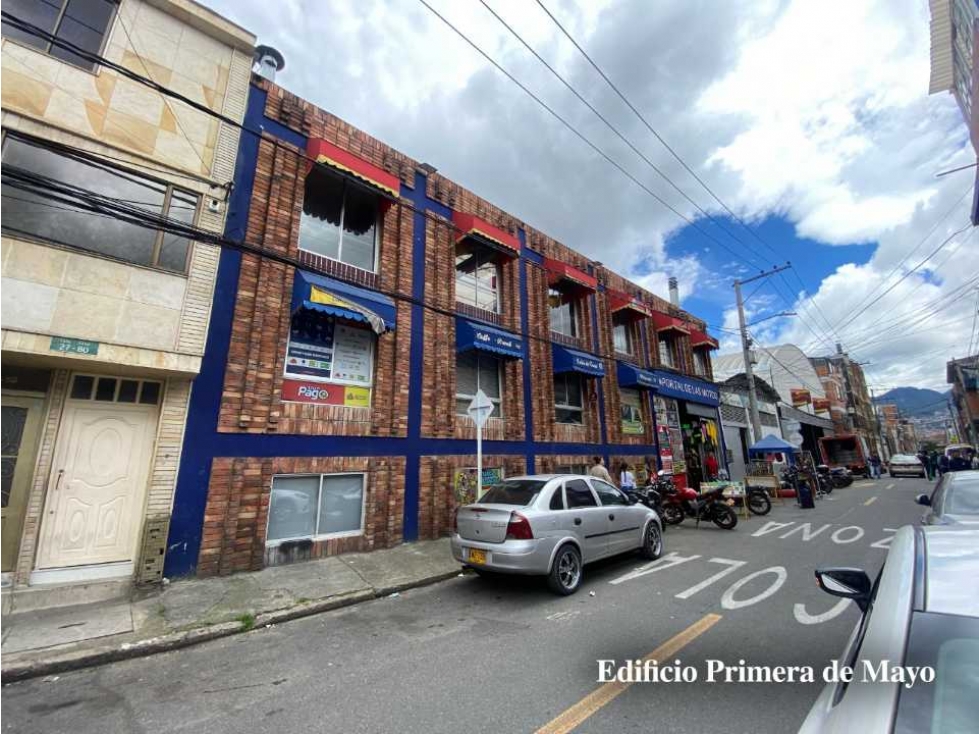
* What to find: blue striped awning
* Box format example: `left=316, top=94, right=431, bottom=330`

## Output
left=552, top=345, right=605, bottom=376
left=456, top=319, right=523, bottom=359
left=292, top=270, right=396, bottom=334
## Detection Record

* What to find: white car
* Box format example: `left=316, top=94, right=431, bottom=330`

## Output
left=887, top=454, right=925, bottom=478
left=798, top=525, right=979, bottom=733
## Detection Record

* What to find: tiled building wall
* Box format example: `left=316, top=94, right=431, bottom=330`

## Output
left=417, top=455, right=528, bottom=541
left=198, top=455, right=406, bottom=576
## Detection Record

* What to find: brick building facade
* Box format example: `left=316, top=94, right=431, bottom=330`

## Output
left=164, top=75, right=722, bottom=578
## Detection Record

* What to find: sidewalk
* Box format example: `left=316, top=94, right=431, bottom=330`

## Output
left=1, top=538, right=459, bottom=682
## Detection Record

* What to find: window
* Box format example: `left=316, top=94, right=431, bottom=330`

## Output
left=549, top=486, right=565, bottom=510
left=564, top=479, right=597, bottom=508
left=592, top=479, right=629, bottom=506
left=549, top=288, right=580, bottom=337
left=658, top=336, right=675, bottom=368
left=1, top=0, right=117, bottom=72
left=300, top=166, right=379, bottom=272
left=693, top=350, right=709, bottom=376
left=456, top=351, right=503, bottom=417
left=267, top=473, right=365, bottom=542
left=1, top=135, right=199, bottom=272
left=68, top=374, right=161, bottom=404
left=455, top=248, right=500, bottom=313
left=554, top=373, right=584, bottom=424
left=478, top=479, right=546, bottom=506
left=613, top=323, right=632, bottom=354
left=285, top=311, right=375, bottom=387
left=555, top=464, right=589, bottom=476
left=621, top=388, right=644, bottom=435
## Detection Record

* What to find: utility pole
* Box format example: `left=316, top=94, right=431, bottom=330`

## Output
left=734, top=263, right=792, bottom=444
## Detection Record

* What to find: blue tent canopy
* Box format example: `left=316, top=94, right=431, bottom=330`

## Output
left=748, top=434, right=800, bottom=464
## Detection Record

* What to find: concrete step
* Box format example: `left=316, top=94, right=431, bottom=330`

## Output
left=2, top=578, right=132, bottom=615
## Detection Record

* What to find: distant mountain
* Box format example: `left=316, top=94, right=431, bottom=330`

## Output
left=873, top=387, right=950, bottom=417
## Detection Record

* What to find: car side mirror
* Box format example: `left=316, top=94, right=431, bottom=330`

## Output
left=814, top=568, right=872, bottom=613
left=915, top=494, right=931, bottom=507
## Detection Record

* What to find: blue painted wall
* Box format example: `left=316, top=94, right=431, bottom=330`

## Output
left=164, top=82, right=717, bottom=577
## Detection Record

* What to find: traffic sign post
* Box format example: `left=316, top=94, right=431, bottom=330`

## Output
left=467, top=389, right=494, bottom=499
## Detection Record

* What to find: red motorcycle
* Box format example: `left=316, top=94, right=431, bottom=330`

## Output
left=660, top=477, right=738, bottom=530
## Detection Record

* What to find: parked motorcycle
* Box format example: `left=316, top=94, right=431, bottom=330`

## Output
left=827, top=466, right=853, bottom=488
left=745, top=486, right=772, bottom=515
left=661, top=482, right=738, bottom=529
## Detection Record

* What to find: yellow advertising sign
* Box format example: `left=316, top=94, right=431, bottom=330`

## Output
left=310, top=286, right=355, bottom=310
left=343, top=386, right=371, bottom=408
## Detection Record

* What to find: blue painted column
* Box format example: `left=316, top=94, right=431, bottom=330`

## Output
left=518, top=229, right=536, bottom=474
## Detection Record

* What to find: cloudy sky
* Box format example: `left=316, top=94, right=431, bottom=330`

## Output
left=211, top=0, right=979, bottom=391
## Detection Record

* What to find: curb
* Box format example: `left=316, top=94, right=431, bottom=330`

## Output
left=1, top=569, right=462, bottom=684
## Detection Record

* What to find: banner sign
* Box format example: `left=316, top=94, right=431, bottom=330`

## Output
left=791, top=389, right=812, bottom=407
left=648, top=370, right=720, bottom=406
left=812, top=398, right=831, bottom=413
left=281, top=379, right=370, bottom=407
left=286, top=324, right=334, bottom=380
left=453, top=466, right=505, bottom=504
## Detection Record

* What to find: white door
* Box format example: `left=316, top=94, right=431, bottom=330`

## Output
left=37, top=402, right=157, bottom=569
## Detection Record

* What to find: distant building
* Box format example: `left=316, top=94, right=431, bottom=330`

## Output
left=719, top=375, right=782, bottom=481
left=810, top=345, right=884, bottom=459
left=713, top=344, right=834, bottom=458
left=947, top=356, right=979, bottom=446
left=878, top=404, right=920, bottom=454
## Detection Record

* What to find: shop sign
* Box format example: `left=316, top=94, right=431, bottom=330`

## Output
left=648, top=371, right=719, bottom=406
left=622, top=420, right=644, bottom=435
left=790, top=389, right=812, bottom=407
left=310, top=285, right=355, bottom=311
left=281, top=379, right=370, bottom=407
left=50, top=337, right=99, bottom=356
left=572, top=353, right=603, bottom=374
left=473, top=325, right=521, bottom=354
left=454, top=466, right=504, bottom=504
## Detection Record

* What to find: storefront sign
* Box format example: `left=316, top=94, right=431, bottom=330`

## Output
left=812, top=398, right=831, bottom=413
left=648, top=371, right=719, bottom=406
left=622, top=420, right=644, bottom=435
left=286, top=325, right=334, bottom=379
left=310, top=285, right=356, bottom=310
left=791, top=389, right=812, bottom=407
left=332, top=324, right=373, bottom=383
left=50, top=337, right=99, bottom=356
left=281, top=379, right=370, bottom=407
left=453, top=466, right=504, bottom=504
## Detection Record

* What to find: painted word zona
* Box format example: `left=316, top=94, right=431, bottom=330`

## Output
left=649, top=370, right=720, bottom=406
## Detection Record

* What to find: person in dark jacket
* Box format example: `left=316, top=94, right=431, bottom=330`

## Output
left=948, top=451, right=971, bottom=472
left=938, top=453, right=950, bottom=476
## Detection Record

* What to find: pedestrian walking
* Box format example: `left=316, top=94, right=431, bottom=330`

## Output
left=588, top=455, right=613, bottom=483
left=928, top=451, right=939, bottom=481
left=938, top=453, right=949, bottom=476
left=924, top=451, right=935, bottom=481
left=869, top=453, right=882, bottom=480
left=619, top=462, right=636, bottom=492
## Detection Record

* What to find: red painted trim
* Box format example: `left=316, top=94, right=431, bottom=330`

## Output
left=608, top=290, right=652, bottom=318
left=306, top=138, right=401, bottom=198
left=689, top=329, right=719, bottom=349
left=651, top=311, right=690, bottom=334
left=542, top=257, right=598, bottom=291
left=451, top=211, right=520, bottom=253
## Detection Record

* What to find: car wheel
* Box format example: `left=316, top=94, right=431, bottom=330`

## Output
left=547, top=544, right=582, bottom=595
left=640, top=522, right=663, bottom=560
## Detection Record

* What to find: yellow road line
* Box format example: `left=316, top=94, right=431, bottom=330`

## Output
left=534, top=613, right=723, bottom=734
left=864, top=496, right=878, bottom=506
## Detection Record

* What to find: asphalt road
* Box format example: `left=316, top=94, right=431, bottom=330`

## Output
left=4, top=475, right=931, bottom=734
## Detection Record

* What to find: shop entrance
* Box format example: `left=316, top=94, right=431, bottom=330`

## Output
left=34, top=375, right=160, bottom=582
left=2, top=396, right=45, bottom=574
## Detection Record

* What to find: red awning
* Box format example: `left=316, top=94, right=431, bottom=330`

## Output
left=307, top=138, right=401, bottom=198
left=651, top=312, right=690, bottom=334
left=608, top=290, right=652, bottom=320
left=689, top=330, right=719, bottom=349
left=452, top=212, right=520, bottom=256
left=543, top=257, right=597, bottom=293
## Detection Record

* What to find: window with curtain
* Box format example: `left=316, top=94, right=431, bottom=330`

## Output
left=613, top=323, right=633, bottom=354
left=455, top=247, right=501, bottom=313
left=549, top=287, right=580, bottom=337
left=299, top=167, right=379, bottom=272
left=1, top=0, right=117, bottom=72
left=554, top=373, right=584, bottom=424
left=1, top=134, right=198, bottom=272
left=658, top=336, right=675, bottom=368
left=266, top=474, right=365, bottom=542
left=455, top=351, right=503, bottom=417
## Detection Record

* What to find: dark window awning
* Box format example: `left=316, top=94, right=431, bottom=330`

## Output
left=690, top=329, right=719, bottom=349
left=292, top=270, right=397, bottom=334
left=608, top=290, right=652, bottom=320
left=552, top=345, right=605, bottom=377
left=456, top=319, right=523, bottom=359
left=684, top=402, right=718, bottom=419
left=652, top=311, right=690, bottom=334
left=543, top=257, right=597, bottom=294
left=452, top=212, right=520, bottom=258
left=616, top=361, right=656, bottom=389
left=306, top=138, right=400, bottom=198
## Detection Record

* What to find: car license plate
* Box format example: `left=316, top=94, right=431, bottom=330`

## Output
left=468, top=548, right=487, bottom=565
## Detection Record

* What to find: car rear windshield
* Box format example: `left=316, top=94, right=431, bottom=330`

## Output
left=894, top=612, right=979, bottom=734
left=478, top=480, right=547, bottom=506
left=946, top=482, right=979, bottom=514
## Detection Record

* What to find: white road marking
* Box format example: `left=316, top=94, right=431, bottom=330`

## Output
left=751, top=521, right=795, bottom=537
left=864, top=496, right=878, bottom=506
left=721, top=567, right=788, bottom=610
left=831, top=526, right=865, bottom=544
left=779, top=522, right=831, bottom=541
left=793, top=598, right=852, bottom=625
left=886, top=483, right=895, bottom=490
left=608, top=552, right=701, bottom=585
left=675, top=558, right=746, bottom=600
left=870, top=528, right=899, bottom=550
left=546, top=610, right=580, bottom=622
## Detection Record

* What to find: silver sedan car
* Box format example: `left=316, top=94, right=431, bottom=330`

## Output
left=450, top=474, right=664, bottom=595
